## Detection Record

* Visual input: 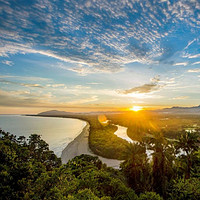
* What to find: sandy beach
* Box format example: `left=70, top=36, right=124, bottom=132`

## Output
left=61, top=121, right=122, bottom=169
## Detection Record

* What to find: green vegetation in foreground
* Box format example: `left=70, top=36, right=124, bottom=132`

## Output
left=1, top=128, right=199, bottom=200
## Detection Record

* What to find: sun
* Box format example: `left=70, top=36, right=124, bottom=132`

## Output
left=130, top=106, right=143, bottom=112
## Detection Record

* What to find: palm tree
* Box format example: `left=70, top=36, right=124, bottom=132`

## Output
left=146, top=132, right=175, bottom=197
left=121, top=142, right=151, bottom=193
left=175, top=130, right=200, bottom=179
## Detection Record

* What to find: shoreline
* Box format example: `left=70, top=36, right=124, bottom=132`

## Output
left=61, top=121, right=123, bottom=169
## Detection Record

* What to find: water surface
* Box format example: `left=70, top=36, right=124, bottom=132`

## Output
left=114, top=125, right=133, bottom=143
left=0, top=115, right=86, bottom=157
left=114, top=124, right=153, bottom=158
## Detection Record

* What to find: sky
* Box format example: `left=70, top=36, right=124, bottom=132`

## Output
left=0, top=0, right=200, bottom=114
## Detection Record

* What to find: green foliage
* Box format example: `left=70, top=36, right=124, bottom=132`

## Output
left=89, top=124, right=128, bottom=159
left=0, top=131, right=138, bottom=200
left=146, top=133, right=176, bottom=197
left=175, top=131, right=200, bottom=179
left=139, top=192, right=163, bottom=200
left=121, top=129, right=199, bottom=198
left=28, top=134, right=61, bottom=170
left=65, top=154, right=104, bottom=177
left=0, top=130, right=61, bottom=200
left=120, top=143, right=151, bottom=193
left=1, top=125, right=199, bottom=200
left=167, top=178, right=200, bottom=200
left=67, top=188, right=108, bottom=200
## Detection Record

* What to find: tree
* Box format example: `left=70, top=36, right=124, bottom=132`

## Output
left=175, top=131, right=200, bottom=179
left=121, top=142, right=151, bottom=193
left=28, top=134, right=61, bottom=170
left=138, top=192, right=163, bottom=200
left=146, top=133, right=175, bottom=197
left=0, top=130, right=61, bottom=200
left=167, top=178, right=200, bottom=200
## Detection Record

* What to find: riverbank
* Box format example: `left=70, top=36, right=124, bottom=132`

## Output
left=61, top=121, right=122, bottom=169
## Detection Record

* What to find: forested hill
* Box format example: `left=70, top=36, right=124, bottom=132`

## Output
left=38, top=110, right=72, bottom=116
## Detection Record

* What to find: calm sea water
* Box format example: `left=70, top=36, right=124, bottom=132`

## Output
left=0, top=115, right=86, bottom=157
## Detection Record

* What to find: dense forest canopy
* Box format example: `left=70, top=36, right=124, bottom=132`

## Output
left=0, top=126, right=199, bottom=200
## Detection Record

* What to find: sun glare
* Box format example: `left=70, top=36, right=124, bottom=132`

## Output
left=130, top=106, right=143, bottom=112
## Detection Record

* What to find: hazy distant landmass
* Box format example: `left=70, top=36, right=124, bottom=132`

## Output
left=38, top=105, right=200, bottom=116
left=38, top=110, right=73, bottom=116
left=38, top=110, right=122, bottom=116
left=157, top=105, right=200, bottom=114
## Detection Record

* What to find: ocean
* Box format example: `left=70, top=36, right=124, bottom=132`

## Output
left=0, top=115, right=86, bottom=157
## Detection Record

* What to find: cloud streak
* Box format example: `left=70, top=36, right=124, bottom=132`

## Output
left=188, top=69, right=200, bottom=73
left=0, top=79, right=44, bottom=88
left=1, top=60, right=14, bottom=66
left=173, top=96, right=189, bottom=100
left=121, top=83, right=161, bottom=94
left=120, top=76, right=163, bottom=94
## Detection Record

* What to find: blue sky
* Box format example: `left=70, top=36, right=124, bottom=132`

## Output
left=0, top=0, right=200, bottom=114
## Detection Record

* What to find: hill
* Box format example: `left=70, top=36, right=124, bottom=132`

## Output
left=156, top=105, right=200, bottom=114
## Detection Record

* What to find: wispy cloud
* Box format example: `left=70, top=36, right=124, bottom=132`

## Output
left=46, top=84, right=67, bottom=89
left=120, top=76, right=163, bottom=94
left=173, top=96, right=189, bottom=100
left=0, top=0, right=200, bottom=73
left=192, top=61, right=200, bottom=65
left=0, top=79, right=44, bottom=88
left=0, top=75, right=51, bottom=82
left=1, top=60, right=14, bottom=66
left=87, top=82, right=102, bottom=85
left=188, top=69, right=200, bottom=73
left=173, top=62, right=188, bottom=66
left=184, top=39, right=196, bottom=50
left=188, top=54, right=200, bottom=59
left=0, top=89, right=98, bottom=109
left=67, top=96, right=98, bottom=105
left=121, top=83, right=161, bottom=94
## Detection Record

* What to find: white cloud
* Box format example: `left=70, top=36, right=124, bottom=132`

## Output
left=0, top=79, right=44, bottom=88
left=46, top=84, right=66, bottom=88
left=73, top=85, right=90, bottom=89
left=0, top=75, right=51, bottom=82
left=188, top=54, right=200, bottom=59
left=188, top=69, right=200, bottom=73
left=87, top=82, right=102, bottom=85
left=184, top=39, right=196, bottom=50
left=1, top=60, right=14, bottom=66
left=173, top=96, right=189, bottom=100
left=192, top=61, right=200, bottom=65
left=173, top=62, right=188, bottom=66
left=120, top=76, right=163, bottom=95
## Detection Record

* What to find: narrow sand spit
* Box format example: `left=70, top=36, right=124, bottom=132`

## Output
left=61, top=122, right=122, bottom=169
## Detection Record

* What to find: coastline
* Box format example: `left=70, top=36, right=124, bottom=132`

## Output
left=61, top=121, right=123, bottom=169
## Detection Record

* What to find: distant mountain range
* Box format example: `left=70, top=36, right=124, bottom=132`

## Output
left=38, top=105, right=200, bottom=116
left=157, top=105, right=200, bottom=114
left=38, top=110, right=122, bottom=116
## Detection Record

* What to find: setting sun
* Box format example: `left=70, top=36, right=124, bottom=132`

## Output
left=130, top=106, right=143, bottom=112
